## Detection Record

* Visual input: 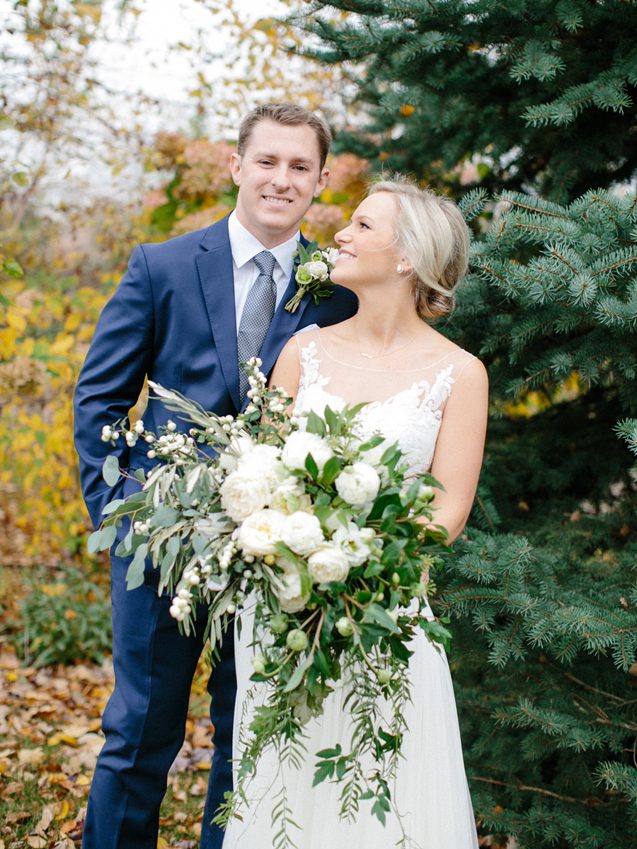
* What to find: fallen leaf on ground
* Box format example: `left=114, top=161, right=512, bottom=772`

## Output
left=5, top=811, right=31, bottom=824
left=35, top=805, right=55, bottom=832
left=18, top=748, right=46, bottom=767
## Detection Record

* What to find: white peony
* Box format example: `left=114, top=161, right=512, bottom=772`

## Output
left=236, top=508, right=286, bottom=556
left=307, top=544, right=350, bottom=584
left=335, top=462, right=381, bottom=506
left=238, top=444, right=286, bottom=489
left=305, top=260, right=329, bottom=280
left=220, top=468, right=270, bottom=522
left=281, top=430, right=334, bottom=473
left=274, top=571, right=310, bottom=613
left=331, top=521, right=373, bottom=567
left=281, top=511, right=325, bottom=556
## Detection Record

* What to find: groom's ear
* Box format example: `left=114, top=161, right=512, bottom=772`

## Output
left=230, top=152, right=242, bottom=186
left=314, top=167, right=329, bottom=197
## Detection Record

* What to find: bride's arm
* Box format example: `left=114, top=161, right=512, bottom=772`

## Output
left=427, top=357, right=489, bottom=543
left=268, top=337, right=301, bottom=403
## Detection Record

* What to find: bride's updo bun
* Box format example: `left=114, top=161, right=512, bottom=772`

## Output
left=369, top=177, right=469, bottom=320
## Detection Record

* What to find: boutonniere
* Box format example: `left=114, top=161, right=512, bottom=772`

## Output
left=285, top=240, right=339, bottom=313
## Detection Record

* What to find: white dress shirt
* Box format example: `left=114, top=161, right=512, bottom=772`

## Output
left=228, top=211, right=299, bottom=331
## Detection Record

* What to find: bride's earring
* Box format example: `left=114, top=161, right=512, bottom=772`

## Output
left=396, top=264, right=404, bottom=274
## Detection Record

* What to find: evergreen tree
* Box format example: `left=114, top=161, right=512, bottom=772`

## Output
left=293, top=3, right=637, bottom=847
left=297, top=0, right=637, bottom=201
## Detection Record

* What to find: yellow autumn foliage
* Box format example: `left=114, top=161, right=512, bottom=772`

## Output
left=0, top=138, right=371, bottom=567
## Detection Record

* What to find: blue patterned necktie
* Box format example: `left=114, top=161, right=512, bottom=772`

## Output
left=237, top=250, right=277, bottom=403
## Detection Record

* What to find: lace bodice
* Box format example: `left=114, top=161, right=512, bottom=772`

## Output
left=293, top=326, right=475, bottom=476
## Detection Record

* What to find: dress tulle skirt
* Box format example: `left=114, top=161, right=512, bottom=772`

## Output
left=222, top=603, right=479, bottom=849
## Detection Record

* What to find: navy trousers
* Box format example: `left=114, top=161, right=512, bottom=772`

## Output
left=82, top=554, right=235, bottom=849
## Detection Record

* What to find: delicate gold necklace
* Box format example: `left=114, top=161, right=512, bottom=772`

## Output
left=354, top=316, right=419, bottom=360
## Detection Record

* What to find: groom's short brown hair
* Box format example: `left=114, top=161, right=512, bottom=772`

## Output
left=237, top=103, right=332, bottom=170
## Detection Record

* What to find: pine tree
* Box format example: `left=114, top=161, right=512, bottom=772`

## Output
left=293, top=3, right=637, bottom=847
left=297, top=0, right=637, bottom=201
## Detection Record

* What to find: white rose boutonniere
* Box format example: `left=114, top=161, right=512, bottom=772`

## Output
left=285, top=240, right=338, bottom=313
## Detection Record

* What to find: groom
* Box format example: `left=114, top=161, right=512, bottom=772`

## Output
left=73, top=103, right=357, bottom=849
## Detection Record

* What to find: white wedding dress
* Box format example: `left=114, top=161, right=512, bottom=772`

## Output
left=222, top=326, right=479, bottom=849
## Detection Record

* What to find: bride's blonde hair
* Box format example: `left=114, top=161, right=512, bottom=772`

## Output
left=369, top=177, right=470, bottom=320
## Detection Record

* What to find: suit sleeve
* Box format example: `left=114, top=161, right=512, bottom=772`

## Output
left=73, top=245, right=154, bottom=528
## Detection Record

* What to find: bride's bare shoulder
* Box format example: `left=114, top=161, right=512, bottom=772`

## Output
left=415, top=325, right=470, bottom=360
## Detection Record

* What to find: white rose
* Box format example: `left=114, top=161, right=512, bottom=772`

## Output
left=331, top=521, right=372, bottom=567
left=270, top=476, right=312, bottom=513
left=237, top=508, right=286, bottom=556
left=220, top=468, right=270, bottom=521
left=308, top=544, right=350, bottom=584
left=219, top=434, right=255, bottom=473
left=335, top=462, right=381, bottom=506
left=324, top=247, right=339, bottom=266
left=281, top=431, right=334, bottom=473
left=305, top=260, right=329, bottom=280
left=238, top=444, right=286, bottom=489
left=281, top=511, right=325, bottom=556
left=274, top=571, right=310, bottom=613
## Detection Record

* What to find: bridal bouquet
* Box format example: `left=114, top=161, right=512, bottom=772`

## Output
left=90, top=359, right=451, bottom=830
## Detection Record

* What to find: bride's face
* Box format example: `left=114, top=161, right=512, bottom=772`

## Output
left=330, top=193, right=405, bottom=289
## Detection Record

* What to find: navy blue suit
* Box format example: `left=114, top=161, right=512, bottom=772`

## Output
left=73, top=214, right=357, bottom=849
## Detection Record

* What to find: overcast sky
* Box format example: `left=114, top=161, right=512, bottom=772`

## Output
left=100, top=1, right=285, bottom=107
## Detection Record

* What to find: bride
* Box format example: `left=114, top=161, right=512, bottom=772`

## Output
left=222, top=177, right=489, bottom=848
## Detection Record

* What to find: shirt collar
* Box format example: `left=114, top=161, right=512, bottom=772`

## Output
left=228, top=211, right=299, bottom=278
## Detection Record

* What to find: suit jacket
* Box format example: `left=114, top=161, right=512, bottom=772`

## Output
left=74, top=214, right=358, bottom=528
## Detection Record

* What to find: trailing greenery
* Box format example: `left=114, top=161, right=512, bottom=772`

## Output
left=296, top=0, right=637, bottom=200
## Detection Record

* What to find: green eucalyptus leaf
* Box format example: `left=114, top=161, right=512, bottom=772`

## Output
left=101, top=498, right=124, bottom=515
left=126, top=543, right=148, bottom=590
left=152, top=504, right=180, bottom=528
left=102, top=454, right=121, bottom=487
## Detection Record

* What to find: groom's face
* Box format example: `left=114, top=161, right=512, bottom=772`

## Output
left=230, top=119, right=329, bottom=248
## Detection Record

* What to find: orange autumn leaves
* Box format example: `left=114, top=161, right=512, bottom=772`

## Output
left=0, top=644, right=215, bottom=847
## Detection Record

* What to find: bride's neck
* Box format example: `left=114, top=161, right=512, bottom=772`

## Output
left=353, top=294, right=425, bottom=345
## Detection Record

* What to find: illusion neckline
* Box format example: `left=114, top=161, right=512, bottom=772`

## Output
left=311, top=326, right=461, bottom=374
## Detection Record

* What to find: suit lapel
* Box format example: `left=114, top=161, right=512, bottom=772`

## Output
left=195, top=216, right=241, bottom=410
